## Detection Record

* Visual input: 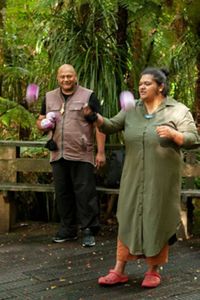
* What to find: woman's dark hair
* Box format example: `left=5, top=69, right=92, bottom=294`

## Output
left=140, top=67, right=169, bottom=96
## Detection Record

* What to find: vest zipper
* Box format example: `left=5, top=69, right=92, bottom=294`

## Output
left=61, top=99, right=68, bottom=156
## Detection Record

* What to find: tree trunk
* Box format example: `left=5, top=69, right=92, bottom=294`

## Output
left=194, top=22, right=200, bottom=133
left=0, top=0, right=6, bottom=97
left=116, top=4, right=128, bottom=76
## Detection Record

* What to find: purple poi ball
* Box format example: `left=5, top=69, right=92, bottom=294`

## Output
left=40, top=118, right=55, bottom=130
left=26, top=83, right=39, bottom=104
left=46, top=111, right=60, bottom=122
left=120, top=91, right=135, bottom=111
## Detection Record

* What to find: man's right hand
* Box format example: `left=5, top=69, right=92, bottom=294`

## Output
left=36, top=113, right=56, bottom=132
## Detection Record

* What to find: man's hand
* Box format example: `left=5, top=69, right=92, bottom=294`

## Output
left=95, top=152, right=106, bottom=170
left=36, top=112, right=57, bottom=132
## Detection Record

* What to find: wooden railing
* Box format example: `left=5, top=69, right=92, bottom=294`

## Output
left=0, top=140, right=200, bottom=236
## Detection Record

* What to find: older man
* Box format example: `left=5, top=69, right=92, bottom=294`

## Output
left=36, top=64, right=106, bottom=247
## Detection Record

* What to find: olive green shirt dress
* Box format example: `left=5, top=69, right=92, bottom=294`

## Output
left=100, top=97, right=199, bottom=257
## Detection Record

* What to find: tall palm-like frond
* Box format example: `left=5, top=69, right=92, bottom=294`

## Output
left=36, top=0, right=130, bottom=117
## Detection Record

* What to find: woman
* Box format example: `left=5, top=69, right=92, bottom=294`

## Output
left=87, top=67, right=199, bottom=288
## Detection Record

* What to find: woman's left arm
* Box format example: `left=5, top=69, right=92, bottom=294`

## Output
left=156, top=110, right=200, bottom=147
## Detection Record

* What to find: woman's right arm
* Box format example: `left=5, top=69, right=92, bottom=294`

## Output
left=95, top=111, right=126, bottom=134
left=83, top=102, right=126, bottom=134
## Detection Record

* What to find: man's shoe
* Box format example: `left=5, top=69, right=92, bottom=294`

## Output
left=52, top=234, right=78, bottom=243
left=82, top=228, right=95, bottom=247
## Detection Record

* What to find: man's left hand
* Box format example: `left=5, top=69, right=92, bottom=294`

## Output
left=95, top=152, right=106, bottom=169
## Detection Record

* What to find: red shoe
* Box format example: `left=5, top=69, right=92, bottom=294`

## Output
left=98, top=269, right=129, bottom=285
left=141, top=271, right=161, bottom=288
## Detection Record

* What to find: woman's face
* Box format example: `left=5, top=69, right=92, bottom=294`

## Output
left=139, top=74, right=162, bottom=102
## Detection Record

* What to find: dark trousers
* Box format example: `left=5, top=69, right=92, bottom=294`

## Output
left=51, top=158, right=100, bottom=236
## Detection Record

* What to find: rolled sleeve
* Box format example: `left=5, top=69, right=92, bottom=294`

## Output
left=178, top=111, right=200, bottom=148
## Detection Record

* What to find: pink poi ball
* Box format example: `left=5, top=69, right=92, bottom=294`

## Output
left=46, top=111, right=60, bottom=122
left=40, top=118, right=55, bottom=130
left=120, top=91, right=135, bottom=111
left=26, top=83, right=39, bottom=104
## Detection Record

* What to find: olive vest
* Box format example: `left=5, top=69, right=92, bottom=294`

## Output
left=46, top=86, right=95, bottom=164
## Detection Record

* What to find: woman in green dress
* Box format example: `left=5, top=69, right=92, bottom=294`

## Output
left=85, top=67, right=199, bottom=288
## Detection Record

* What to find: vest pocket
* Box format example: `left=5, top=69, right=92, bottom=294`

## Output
left=68, top=102, right=85, bottom=120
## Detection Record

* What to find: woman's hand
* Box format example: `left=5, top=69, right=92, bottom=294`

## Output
left=156, top=125, right=184, bottom=145
left=83, top=104, right=104, bottom=127
left=156, top=125, right=175, bottom=139
left=82, top=103, right=98, bottom=123
left=83, top=103, right=93, bottom=115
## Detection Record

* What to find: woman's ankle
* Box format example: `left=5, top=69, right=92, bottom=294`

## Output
left=113, top=260, right=126, bottom=274
left=147, top=265, right=159, bottom=273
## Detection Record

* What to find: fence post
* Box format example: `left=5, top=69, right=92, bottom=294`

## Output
left=0, top=145, right=17, bottom=233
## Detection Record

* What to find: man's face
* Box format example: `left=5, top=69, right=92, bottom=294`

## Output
left=57, top=66, right=77, bottom=94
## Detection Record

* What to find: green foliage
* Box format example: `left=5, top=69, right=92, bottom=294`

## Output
left=0, top=97, right=37, bottom=139
left=20, top=146, right=49, bottom=158
left=1, top=0, right=200, bottom=141
left=35, top=0, right=126, bottom=116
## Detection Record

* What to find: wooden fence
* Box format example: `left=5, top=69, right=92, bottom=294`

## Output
left=0, top=140, right=200, bottom=236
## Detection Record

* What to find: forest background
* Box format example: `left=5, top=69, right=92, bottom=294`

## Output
left=1, top=0, right=200, bottom=141
left=1, top=0, right=200, bottom=222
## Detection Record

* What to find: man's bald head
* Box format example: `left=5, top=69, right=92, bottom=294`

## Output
left=57, top=64, right=77, bottom=76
